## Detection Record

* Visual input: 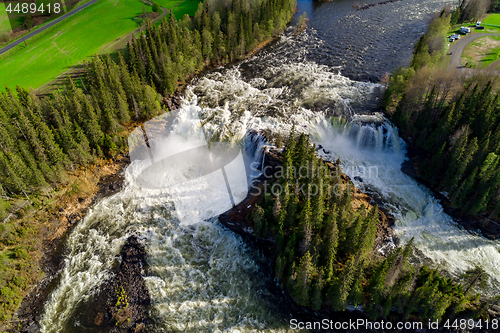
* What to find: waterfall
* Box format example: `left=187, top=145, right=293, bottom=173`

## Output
left=39, top=103, right=292, bottom=333
left=243, top=131, right=269, bottom=181
left=39, top=33, right=500, bottom=331
left=314, top=115, right=500, bottom=295
left=340, top=114, right=402, bottom=154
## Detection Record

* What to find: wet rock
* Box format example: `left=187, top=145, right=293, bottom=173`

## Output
left=23, top=322, right=39, bottom=333
left=401, top=158, right=419, bottom=179
left=14, top=155, right=130, bottom=333
left=67, top=235, right=151, bottom=332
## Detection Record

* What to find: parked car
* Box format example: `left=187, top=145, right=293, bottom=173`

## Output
left=459, top=26, right=470, bottom=34
left=452, top=33, right=460, bottom=40
left=449, top=36, right=455, bottom=42
left=476, top=21, right=482, bottom=27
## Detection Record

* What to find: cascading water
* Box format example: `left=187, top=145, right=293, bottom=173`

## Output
left=314, top=115, right=500, bottom=295
left=40, top=9, right=500, bottom=329
left=182, top=61, right=500, bottom=296
left=177, top=58, right=500, bottom=295
left=39, top=105, right=294, bottom=332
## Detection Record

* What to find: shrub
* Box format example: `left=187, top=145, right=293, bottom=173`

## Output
left=0, top=33, right=10, bottom=44
left=13, top=247, right=30, bottom=261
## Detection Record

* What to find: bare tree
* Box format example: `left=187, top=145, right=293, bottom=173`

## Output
left=460, top=0, right=491, bottom=22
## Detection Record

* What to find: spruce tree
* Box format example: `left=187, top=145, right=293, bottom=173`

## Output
left=293, top=251, right=314, bottom=307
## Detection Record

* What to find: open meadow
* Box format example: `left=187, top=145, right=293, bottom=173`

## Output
left=171, top=0, right=200, bottom=18
left=0, top=0, right=149, bottom=91
left=0, top=0, right=203, bottom=91
left=0, top=6, right=24, bottom=35
left=483, top=13, right=500, bottom=25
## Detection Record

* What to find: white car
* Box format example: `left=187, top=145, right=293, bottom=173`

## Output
left=459, top=26, right=471, bottom=34
left=476, top=21, right=482, bottom=27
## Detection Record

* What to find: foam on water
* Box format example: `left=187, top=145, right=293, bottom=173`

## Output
left=40, top=32, right=499, bottom=332
left=185, top=61, right=500, bottom=293
left=40, top=106, right=291, bottom=332
left=313, top=116, right=500, bottom=294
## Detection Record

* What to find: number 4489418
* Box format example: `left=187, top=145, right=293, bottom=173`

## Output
left=443, top=319, right=499, bottom=330
left=6, top=2, right=61, bottom=14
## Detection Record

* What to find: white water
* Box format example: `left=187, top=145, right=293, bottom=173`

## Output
left=40, top=34, right=500, bottom=331
left=40, top=104, right=293, bottom=332
left=184, top=60, right=500, bottom=293
left=314, top=117, right=500, bottom=294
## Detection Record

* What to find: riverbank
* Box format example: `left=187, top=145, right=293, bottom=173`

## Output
left=218, top=136, right=396, bottom=328
left=219, top=146, right=396, bottom=259
left=6, top=154, right=130, bottom=332
left=399, top=136, right=500, bottom=241
left=64, top=234, right=151, bottom=333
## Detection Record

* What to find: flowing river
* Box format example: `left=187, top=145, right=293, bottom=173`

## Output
left=39, top=0, right=500, bottom=331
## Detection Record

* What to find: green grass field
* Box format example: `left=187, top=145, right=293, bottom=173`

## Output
left=0, top=0, right=202, bottom=91
left=172, top=0, right=200, bottom=18
left=461, top=35, right=500, bottom=69
left=150, top=0, right=200, bottom=19
left=152, top=0, right=183, bottom=8
left=0, top=0, right=151, bottom=91
left=0, top=6, right=24, bottom=35
left=483, top=13, right=500, bottom=26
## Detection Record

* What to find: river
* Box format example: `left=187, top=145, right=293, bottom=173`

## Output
left=39, top=0, right=500, bottom=332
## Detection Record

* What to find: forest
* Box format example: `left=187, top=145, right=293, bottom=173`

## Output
left=0, top=0, right=296, bottom=321
left=383, top=9, right=500, bottom=218
left=0, top=0, right=297, bottom=205
left=253, top=130, right=491, bottom=322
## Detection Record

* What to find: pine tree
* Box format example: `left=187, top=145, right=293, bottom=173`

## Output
left=311, top=273, right=324, bottom=311
left=330, top=254, right=358, bottom=311
left=299, top=192, right=312, bottom=255
left=292, top=251, right=314, bottom=306
left=322, top=205, right=339, bottom=283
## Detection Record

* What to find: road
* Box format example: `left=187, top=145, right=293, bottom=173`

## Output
left=0, top=0, right=99, bottom=56
left=448, top=32, right=500, bottom=72
left=35, top=4, right=171, bottom=94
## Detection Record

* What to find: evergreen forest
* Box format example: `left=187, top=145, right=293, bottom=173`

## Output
left=383, top=10, right=500, bottom=218
left=253, top=130, right=490, bottom=322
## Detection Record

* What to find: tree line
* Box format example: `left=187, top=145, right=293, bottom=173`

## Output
left=0, top=0, right=297, bottom=322
left=383, top=9, right=500, bottom=217
left=252, top=131, right=488, bottom=321
left=0, top=0, right=297, bottom=199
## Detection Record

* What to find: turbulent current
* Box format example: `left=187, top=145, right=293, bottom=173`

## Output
left=40, top=0, right=500, bottom=331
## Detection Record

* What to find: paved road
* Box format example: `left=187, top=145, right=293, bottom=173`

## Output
left=0, top=0, right=99, bottom=56
left=448, top=33, right=500, bottom=72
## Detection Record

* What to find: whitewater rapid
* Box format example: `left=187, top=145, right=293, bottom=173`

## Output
left=39, top=103, right=292, bottom=332
left=40, top=31, right=499, bottom=332
left=184, top=58, right=500, bottom=293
